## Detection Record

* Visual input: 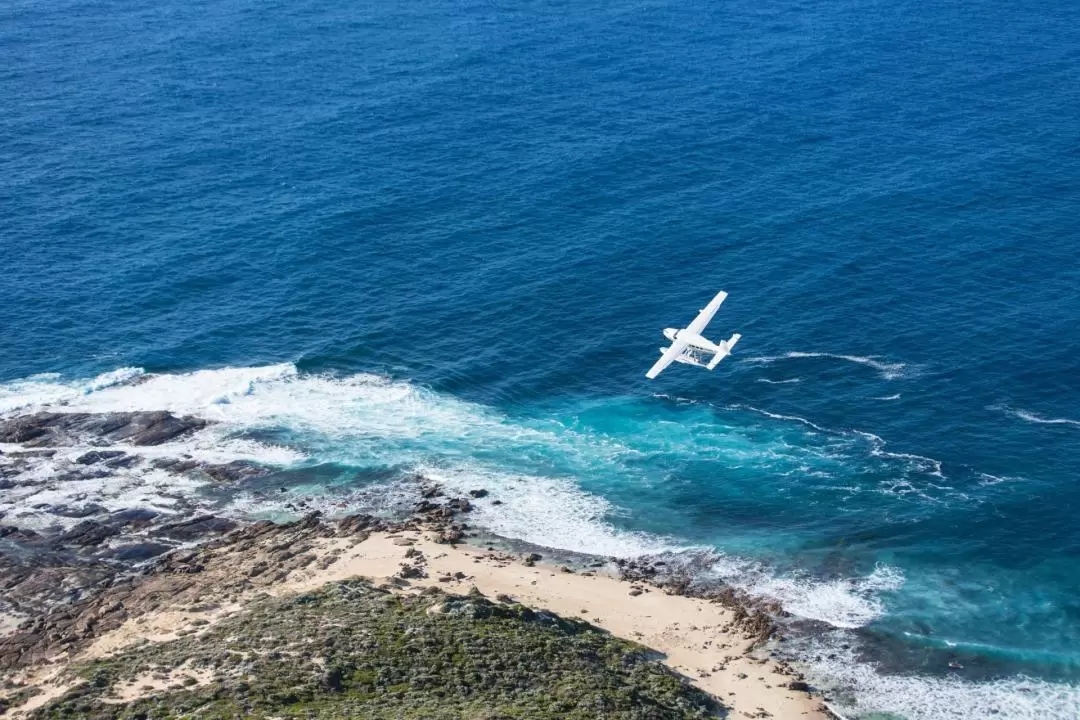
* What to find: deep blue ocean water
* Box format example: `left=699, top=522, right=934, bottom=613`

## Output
left=3, top=0, right=1080, bottom=716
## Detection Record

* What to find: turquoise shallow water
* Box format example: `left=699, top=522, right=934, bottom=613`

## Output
left=3, top=0, right=1080, bottom=716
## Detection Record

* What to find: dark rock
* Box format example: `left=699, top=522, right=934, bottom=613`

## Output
left=397, top=564, right=426, bottom=580
left=108, top=508, right=159, bottom=527
left=7, top=449, right=56, bottom=458
left=107, top=543, right=174, bottom=562
left=433, top=527, right=465, bottom=545
left=104, top=454, right=140, bottom=469
left=75, top=450, right=126, bottom=465
left=152, top=516, right=237, bottom=541
left=154, top=458, right=198, bottom=473
left=446, top=498, right=472, bottom=513
left=337, top=514, right=388, bottom=536
left=200, top=461, right=266, bottom=483
left=788, top=681, right=812, bottom=693
left=0, top=411, right=208, bottom=448
left=0, top=525, right=41, bottom=543
left=49, top=504, right=108, bottom=519
left=468, top=489, right=489, bottom=498
left=523, top=553, right=542, bottom=567
left=56, top=521, right=120, bottom=547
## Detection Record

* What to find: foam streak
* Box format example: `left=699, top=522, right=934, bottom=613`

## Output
left=744, top=351, right=909, bottom=380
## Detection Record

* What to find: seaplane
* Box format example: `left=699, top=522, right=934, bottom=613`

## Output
left=646, top=291, right=742, bottom=379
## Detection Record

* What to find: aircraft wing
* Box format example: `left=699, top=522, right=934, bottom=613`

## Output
left=684, top=291, right=728, bottom=335
left=646, top=337, right=690, bottom=379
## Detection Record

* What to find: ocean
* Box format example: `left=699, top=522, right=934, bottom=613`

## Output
left=3, top=0, right=1080, bottom=716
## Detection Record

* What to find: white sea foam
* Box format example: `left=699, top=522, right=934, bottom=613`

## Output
left=800, top=632, right=1080, bottom=720
left=752, top=564, right=904, bottom=629
left=874, top=394, right=902, bottom=401
left=744, top=351, right=910, bottom=380
left=852, top=430, right=945, bottom=478
left=0, top=456, right=212, bottom=532
left=223, top=478, right=422, bottom=522
left=55, top=363, right=300, bottom=417
left=998, top=406, right=1080, bottom=429
left=976, top=472, right=1025, bottom=486
left=740, top=404, right=945, bottom=478
left=699, top=558, right=904, bottom=629
left=735, top=405, right=834, bottom=434
left=0, top=367, right=147, bottom=415
left=0, top=364, right=911, bottom=629
left=756, top=377, right=803, bottom=385
left=416, top=463, right=670, bottom=558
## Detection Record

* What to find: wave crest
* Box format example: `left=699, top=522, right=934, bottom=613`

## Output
left=998, top=406, right=1080, bottom=429
left=744, top=351, right=910, bottom=380
left=800, top=632, right=1080, bottom=720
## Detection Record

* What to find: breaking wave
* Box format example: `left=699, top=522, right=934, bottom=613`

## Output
left=798, top=632, right=1080, bottom=720
left=0, top=367, right=144, bottom=414
left=687, top=554, right=905, bottom=629
left=998, top=407, right=1080, bottom=429
left=744, top=351, right=910, bottom=380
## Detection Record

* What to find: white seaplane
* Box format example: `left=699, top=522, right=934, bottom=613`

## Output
left=646, top=291, right=741, bottom=379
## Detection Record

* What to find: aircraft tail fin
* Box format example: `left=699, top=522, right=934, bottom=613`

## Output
left=706, top=333, right=741, bottom=370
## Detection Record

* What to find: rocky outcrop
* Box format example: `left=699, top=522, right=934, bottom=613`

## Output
left=0, top=411, right=208, bottom=447
left=615, top=556, right=783, bottom=644
left=0, top=493, right=484, bottom=671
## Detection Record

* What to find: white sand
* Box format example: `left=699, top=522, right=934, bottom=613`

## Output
left=281, top=530, right=830, bottom=719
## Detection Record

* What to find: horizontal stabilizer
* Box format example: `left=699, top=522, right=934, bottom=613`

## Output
left=706, top=333, right=742, bottom=370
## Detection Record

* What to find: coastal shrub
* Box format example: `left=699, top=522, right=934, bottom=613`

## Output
left=30, top=580, right=721, bottom=719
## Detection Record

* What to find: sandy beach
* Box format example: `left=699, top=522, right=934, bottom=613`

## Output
left=293, top=530, right=832, bottom=719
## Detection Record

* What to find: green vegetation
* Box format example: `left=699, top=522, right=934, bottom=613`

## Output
left=33, top=581, right=721, bottom=719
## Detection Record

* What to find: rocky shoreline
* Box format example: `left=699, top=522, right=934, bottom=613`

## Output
left=1, top=409, right=833, bottom=718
